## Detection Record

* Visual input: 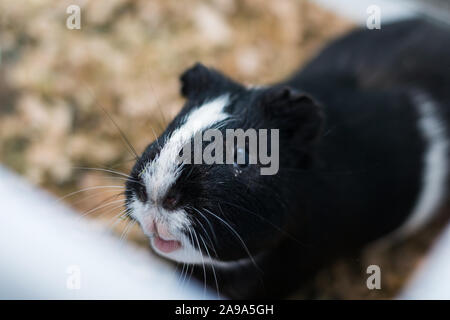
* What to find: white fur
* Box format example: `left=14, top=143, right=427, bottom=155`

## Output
left=397, top=92, right=448, bottom=236
left=142, top=94, right=230, bottom=203
left=129, top=193, right=203, bottom=263
left=130, top=95, right=230, bottom=263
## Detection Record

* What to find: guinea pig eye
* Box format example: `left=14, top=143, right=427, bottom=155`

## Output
left=136, top=183, right=148, bottom=203
left=233, top=147, right=249, bottom=169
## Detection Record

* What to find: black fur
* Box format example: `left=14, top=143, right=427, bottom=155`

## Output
left=125, top=19, right=450, bottom=298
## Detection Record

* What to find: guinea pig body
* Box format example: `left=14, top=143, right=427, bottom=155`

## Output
left=125, top=19, right=450, bottom=298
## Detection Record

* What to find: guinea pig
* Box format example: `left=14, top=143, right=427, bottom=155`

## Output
left=124, top=19, right=450, bottom=299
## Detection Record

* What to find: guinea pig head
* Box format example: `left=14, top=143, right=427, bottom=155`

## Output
left=125, top=63, right=323, bottom=266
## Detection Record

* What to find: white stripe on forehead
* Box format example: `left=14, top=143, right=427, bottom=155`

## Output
left=142, top=95, right=230, bottom=202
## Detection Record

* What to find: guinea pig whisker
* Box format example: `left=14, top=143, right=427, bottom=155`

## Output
left=184, top=228, right=199, bottom=286
left=93, top=202, right=128, bottom=221
left=56, top=185, right=125, bottom=203
left=218, top=199, right=308, bottom=248
left=182, top=263, right=195, bottom=289
left=109, top=157, right=139, bottom=170
left=186, top=256, right=196, bottom=284
left=177, top=262, right=187, bottom=287
left=186, top=227, right=194, bottom=254
left=199, top=234, right=220, bottom=298
left=84, top=85, right=139, bottom=160
left=178, top=258, right=194, bottom=290
left=108, top=209, right=132, bottom=230
left=79, top=199, right=125, bottom=219
left=192, top=228, right=207, bottom=298
left=98, top=103, right=139, bottom=161
left=73, top=166, right=136, bottom=180
left=189, top=206, right=218, bottom=246
left=192, top=215, right=218, bottom=258
left=214, top=117, right=237, bottom=130
left=151, top=127, right=162, bottom=150
left=107, top=208, right=131, bottom=224
left=203, top=207, right=259, bottom=271
left=145, top=79, right=167, bottom=131
left=95, top=176, right=140, bottom=184
left=66, top=189, right=125, bottom=206
left=119, top=219, right=136, bottom=243
left=183, top=165, right=196, bottom=181
left=69, top=190, right=125, bottom=210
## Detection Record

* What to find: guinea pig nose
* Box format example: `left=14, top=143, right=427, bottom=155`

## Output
left=162, top=194, right=179, bottom=210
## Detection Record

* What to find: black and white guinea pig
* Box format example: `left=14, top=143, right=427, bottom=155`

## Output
left=125, top=19, right=450, bottom=299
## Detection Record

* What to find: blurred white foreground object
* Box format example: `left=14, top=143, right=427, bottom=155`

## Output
left=313, top=0, right=449, bottom=26
left=399, top=222, right=450, bottom=299
left=0, top=166, right=213, bottom=299
left=313, top=0, right=417, bottom=24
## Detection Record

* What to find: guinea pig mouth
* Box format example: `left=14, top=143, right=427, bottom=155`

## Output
left=150, top=221, right=182, bottom=254
left=153, top=236, right=182, bottom=253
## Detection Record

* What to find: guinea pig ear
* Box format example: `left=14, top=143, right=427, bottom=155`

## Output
left=262, top=86, right=323, bottom=143
left=180, top=62, right=242, bottom=100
